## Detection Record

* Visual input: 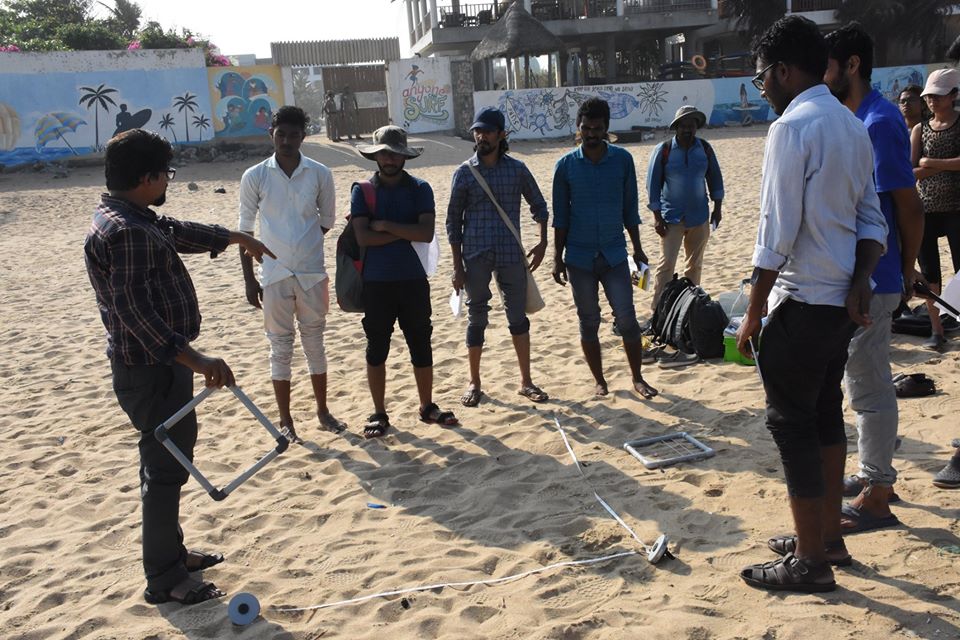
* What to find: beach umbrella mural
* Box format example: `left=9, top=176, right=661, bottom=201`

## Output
left=0, top=103, right=20, bottom=151
left=35, top=112, right=86, bottom=154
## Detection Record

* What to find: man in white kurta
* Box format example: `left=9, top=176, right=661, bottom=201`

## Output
left=239, top=106, right=342, bottom=438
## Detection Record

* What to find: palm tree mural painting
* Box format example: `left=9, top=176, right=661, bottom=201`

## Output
left=173, top=92, right=198, bottom=142
left=192, top=114, right=211, bottom=141
left=78, top=83, right=118, bottom=150
left=158, top=113, right=178, bottom=144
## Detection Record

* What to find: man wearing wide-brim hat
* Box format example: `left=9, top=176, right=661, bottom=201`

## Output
left=645, top=105, right=724, bottom=323
left=349, top=125, right=458, bottom=439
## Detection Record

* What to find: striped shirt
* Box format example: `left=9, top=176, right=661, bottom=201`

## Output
left=84, top=195, right=230, bottom=365
left=552, top=143, right=641, bottom=271
left=446, top=153, right=548, bottom=267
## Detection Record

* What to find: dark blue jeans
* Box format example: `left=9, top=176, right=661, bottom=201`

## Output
left=463, top=250, right=530, bottom=347
left=566, top=255, right=641, bottom=343
left=758, top=299, right=856, bottom=498
left=112, top=360, right=196, bottom=592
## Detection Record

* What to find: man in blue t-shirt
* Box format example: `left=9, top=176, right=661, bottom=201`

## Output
left=352, top=126, right=458, bottom=438
left=825, top=22, right=924, bottom=533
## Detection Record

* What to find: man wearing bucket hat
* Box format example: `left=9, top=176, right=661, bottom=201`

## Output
left=913, top=67, right=960, bottom=351
left=446, top=106, right=550, bottom=408
left=350, top=125, right=458, bottom=438
left=646, top=105, right=724, bottom=314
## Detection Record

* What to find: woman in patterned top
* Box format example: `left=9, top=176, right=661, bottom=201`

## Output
left=911, top=69, right=960, bottom=351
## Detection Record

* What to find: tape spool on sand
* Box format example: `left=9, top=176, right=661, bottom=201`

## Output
left=228, top=592, right=261, bottom=626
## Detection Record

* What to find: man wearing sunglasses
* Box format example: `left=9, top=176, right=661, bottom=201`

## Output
left=736, top=16, right=887, bottom=593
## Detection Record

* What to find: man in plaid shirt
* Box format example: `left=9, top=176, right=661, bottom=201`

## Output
left=84, top=129, right=273, bottom=606
left=446, top=107, right=550, bottom=408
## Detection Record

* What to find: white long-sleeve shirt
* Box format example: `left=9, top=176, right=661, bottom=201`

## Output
left=753, top=84, right=887, bottom=312
left=238, top=154, right=336, bottom=289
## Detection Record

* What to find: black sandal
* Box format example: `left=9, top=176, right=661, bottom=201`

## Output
left=741, top=552, right=836, bottom=593
left=185, top=550, right=224, bottom=572
left=766, top=535, right=852, bottom=567
left=363, top=413, right=390, bottom=439
left=143, top=579, right=224, bottom=605
left=419, top=402, right=458, bottom=426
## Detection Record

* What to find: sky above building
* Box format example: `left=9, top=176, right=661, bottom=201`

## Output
left=104, top=0, right=407, bottom=59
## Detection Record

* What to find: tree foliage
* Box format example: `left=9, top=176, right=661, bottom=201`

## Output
left=722, top=0, right=787, bottom=43
left=0, top=0, right=230, bottom=66
left=835, top=0, right=952, bottom=65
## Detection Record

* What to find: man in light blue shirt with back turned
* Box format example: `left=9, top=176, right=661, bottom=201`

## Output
left=646, top=105, right=724, bottom=312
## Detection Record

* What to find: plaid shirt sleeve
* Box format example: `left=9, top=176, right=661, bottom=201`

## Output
left=105, top=225, right=189, bottom=363
left=161, top=217, right=231, bottom=257
left=446, top=165, right=469, bottom=245
left=520, top=163, right=548, bottom=224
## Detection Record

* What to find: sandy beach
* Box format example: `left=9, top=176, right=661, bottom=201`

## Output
left=2, top=127, right=959, bottom=639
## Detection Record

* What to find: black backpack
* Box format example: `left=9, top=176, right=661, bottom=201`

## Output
left=651, top=275, right=693, bottom=343
left=652, top=274, right=728, bottom=358
left=334, top=180, right=375, bottom=313
left=689, top=295, right=728, bottom=358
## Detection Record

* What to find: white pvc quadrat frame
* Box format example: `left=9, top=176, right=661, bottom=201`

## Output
left=153, top=385, right=290, bottom=501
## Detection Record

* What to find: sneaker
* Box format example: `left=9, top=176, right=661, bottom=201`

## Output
left=657, top=350, right=699, bottom=369
left=642, top=344, right=663, bottom=364
left=923, top=333, right=947, bottom=351
left=933, top=458, right=960, bottom=489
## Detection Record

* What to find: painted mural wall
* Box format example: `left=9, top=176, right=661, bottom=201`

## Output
left=207, top=65, right=284, bottom=138
left=0, top=50, right=213, bottom=167
left=387, top=57, right=454, bottom=133
left=471, top=63, right=949, bottom=140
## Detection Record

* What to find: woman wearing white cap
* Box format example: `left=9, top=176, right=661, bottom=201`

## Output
left=911, top=68, right=960, bottom=351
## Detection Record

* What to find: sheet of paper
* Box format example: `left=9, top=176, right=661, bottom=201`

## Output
left=449, top=290, right=462, bottom=318
left=935, top=276, right=960, bottom=320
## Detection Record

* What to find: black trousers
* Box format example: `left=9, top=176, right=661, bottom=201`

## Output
left=112, top=360, right=196, bottom=592
left=361, top=278, right=433, bottom=367
left=757, top=299, right=856, bottom=498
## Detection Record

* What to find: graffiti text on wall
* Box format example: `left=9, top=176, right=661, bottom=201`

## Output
left=402, top=83, right=450, bottom=126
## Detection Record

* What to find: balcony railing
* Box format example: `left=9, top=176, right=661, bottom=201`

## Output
left=790, top=0, right=842, bottom=11
left=625, top=0, right=712, bottom=13
left=437, top=3, right=501, bottom=28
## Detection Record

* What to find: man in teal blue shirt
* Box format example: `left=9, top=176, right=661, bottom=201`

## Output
left=552, top=97, right=658, bottom=400
left=646, top=105, right=724, bottom=312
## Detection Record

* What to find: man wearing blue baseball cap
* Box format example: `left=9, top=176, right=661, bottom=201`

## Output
left=446, top=106, right=550, bottom=407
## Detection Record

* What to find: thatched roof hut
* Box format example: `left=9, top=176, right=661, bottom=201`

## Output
left=470, top=3, right=565, bottom=62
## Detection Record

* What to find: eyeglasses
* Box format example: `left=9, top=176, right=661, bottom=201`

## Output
left=752, top=62, right=778, bottom=92
left=165, top=168, right=176, bottom=180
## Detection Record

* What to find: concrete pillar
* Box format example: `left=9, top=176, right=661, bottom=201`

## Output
left=710, top=0, right=718, bottom=8
left=412, top=0, right=422, bottom=40
left=428, top=0, right=437, bottom=28
left=617, top=0, right=624, bottom=16
left=605, top=38, right=616, bottom=83
left=559, top=51, right=569, bottom=86
left=786, top=0, right=792, bottom=12
left=405, top=0, right=415, bottom=47
left=524, top=0, right=532, bottom=11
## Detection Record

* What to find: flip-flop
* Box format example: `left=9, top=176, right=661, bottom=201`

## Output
left=518, top=384, right=549, bottom=402
left=840, top=503, right=901, bottom=535
left=363, top=413, right=390, bottom=439
left=460, top=386, right=482, bottom=407
left=185, top=551, right=224, bottom=572
left=419, top=402, right=458, bottom=426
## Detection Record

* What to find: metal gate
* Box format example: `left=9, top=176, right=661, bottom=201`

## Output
left=322, top=64, right=389, bottom=135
